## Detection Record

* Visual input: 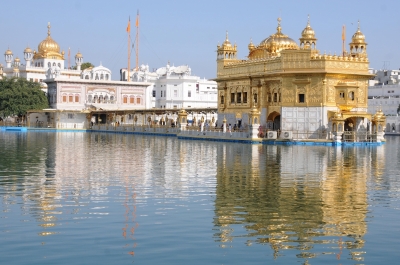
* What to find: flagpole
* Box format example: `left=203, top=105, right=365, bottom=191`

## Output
left=342, top=25, right=346, bottom=57
left=136, top=10, right=139, bottom=71
left=127, top=16, right=131, bottom=82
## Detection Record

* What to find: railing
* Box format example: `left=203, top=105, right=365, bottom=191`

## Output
left=342, top=131, right=378, bottom=142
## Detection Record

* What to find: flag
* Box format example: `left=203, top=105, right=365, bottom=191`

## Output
left=135, top=12, right=139, bottom=27
left=126, top=17, right=131, bottom=33
left=342, top=25, right=345, bottom=41
left=68, top=47, right=70, bottom=57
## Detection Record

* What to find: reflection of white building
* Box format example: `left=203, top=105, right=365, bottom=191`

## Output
left=2, top=23, right=82, bottom=83
left=121, top=62, right=218, bottom=109
left=368, top=68, right=400, bottom=133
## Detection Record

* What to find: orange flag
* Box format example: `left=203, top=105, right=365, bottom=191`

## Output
left=126, top=17, right=131, bottom=33
left=135, top=12, right=139, bottom=27
left=342, top=25, right=345, bottom=40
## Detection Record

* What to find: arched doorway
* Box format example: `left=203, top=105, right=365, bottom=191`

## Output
left=267, top=111, right=281, bottom=130
left=344, top=118, right=356, bottom=131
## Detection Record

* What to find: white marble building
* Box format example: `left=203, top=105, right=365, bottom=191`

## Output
left=121, top=62, right=218, bottom=109
left=368, top=68, right=400, bottom=133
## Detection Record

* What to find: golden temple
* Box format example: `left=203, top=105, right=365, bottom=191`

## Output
left=215, top=17, right=386, bottom=142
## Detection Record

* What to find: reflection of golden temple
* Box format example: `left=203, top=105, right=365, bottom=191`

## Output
left=213, top=142, right=385, bottom=261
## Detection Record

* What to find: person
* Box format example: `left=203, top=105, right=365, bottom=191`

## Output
left=228, top=124, right=232, bottom=132
left=233, top=124, right=237, bottom=131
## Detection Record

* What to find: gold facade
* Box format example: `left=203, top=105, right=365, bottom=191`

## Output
left=215, top=18, right=380, bottom=137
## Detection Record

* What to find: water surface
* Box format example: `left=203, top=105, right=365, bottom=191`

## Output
left=1, top=131, right=399, bottom=264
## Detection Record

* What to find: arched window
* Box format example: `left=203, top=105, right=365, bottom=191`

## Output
left=130, top=97, right=134, bottom=104
left=137, top=97, right=141, bottom=104
left=95, top=74, right=99, bottom=80
left=105, top=74, right=109, bottom=80
left=53, top=62, right=56, bottom=67
left=104, top=95, right=109, bottom=103
left=100, top=74, right=104, bottom=80
left=123, top=96, right=128, bottom=104
left=88, top=95, right=93, bottom=103
left=58, top=63, right=61, bottom=68
left=75, top=95, right=79, bottom=102
left=110, top=96, right=114, bottom=103
left=85, top=75, right=89, bottom=79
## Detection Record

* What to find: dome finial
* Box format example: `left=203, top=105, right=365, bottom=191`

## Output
left=357, top=20, right=360, bottom=31
left=225, top=30, right=229, bottom=41
left=277, top=17, right=282, bottom=33
left=307, top=14, right=310, bottom=26
left=47, top=22, right=51, bottom=37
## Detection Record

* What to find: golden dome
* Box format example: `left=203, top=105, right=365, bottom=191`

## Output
left=5, top=48, right=13, bottom=55
left=258, top=18, right=298, bottom=54
left=24, top=46, right=33, bottom=53
left=33, top=23, right=64, bottom=60
left=75, top=51, right=83, bottom=58
left=248, top=18, right=298, bottom=59
left=301, top=16, right=316, bottom=39
left=222, top=31, right=232, bottom=48
left=14, top=57, right=20, bottom=62
left=248, top=38, right=255, bottom=51
left=351, top=21, right=366, bottom=44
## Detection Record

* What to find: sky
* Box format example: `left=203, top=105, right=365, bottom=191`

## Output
left=0, top=0, right=398, bottom=80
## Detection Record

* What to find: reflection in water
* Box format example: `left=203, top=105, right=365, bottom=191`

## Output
left=214, top=144, right=385, bottom=262
left=0, top=131, right=397, bottom=264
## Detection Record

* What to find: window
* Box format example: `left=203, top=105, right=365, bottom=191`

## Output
left=68, top=113, right=74, bottom=119
left=174, top=90, right=177, bottom=97
left=63, top=95, right=67, bottom=102
left=75, top=95, right=79, bottom=102
left=254, top=93, right=258, bottom=103
left=30, top=78, right=33, bottom=82
left=123, top=96, right=128, bottom=103
left=69, top=95, right=73, bottom=102
left=339, top=91, right=345, bottom=98
left=298, top=94, right=305, bottom=103
left=274, top=93, right=278, bottom=102
left=130, top=97, right=134, bottom=104
left=137, top=98, right=141, bottom=104
left=349, top=91, right=355, bottom=100
left=231, top=93, right=235, bottom=103
left=243, top=92, right=247, bottom=103
left=152, top=90, right=156, bottom=97
left=161, top=91, right=163, bottom=97
left=220, top=95, right=224, bottom=104
left=237, top=93, right=242, bottom=103
left=188, top=91, right=191, bottom=97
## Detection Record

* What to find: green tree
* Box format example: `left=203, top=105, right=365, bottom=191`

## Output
left=398, top=104, right=400, bottom=114
left=0, top=77, right=49, bottom=118
left=81, top=62, right=94, bottom=71
left=70, top=62, right=94, bottom=71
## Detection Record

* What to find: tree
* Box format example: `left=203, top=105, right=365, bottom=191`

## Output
left=398, top=104, right=400, bottom=115
left=0, top=77, right=49, bottom=118
left=81, top=62, right=94, bottom=71
left=70, top=62, right=94, bottom=71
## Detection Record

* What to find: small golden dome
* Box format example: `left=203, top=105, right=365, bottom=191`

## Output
left=351, top=21, right=366, bottom=44
left=5, top=48, right=13, bottom=55
left=222, top=31, right=232, bottom=47
left=24, top=46, right=32, bottom=53
left=301, top=16, right=316, bottom=39
left=248, top=38, right=255, bottom=51
left=14, top=57, right=20, bottom=62
left=75, top=51, right=83, bottom=58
